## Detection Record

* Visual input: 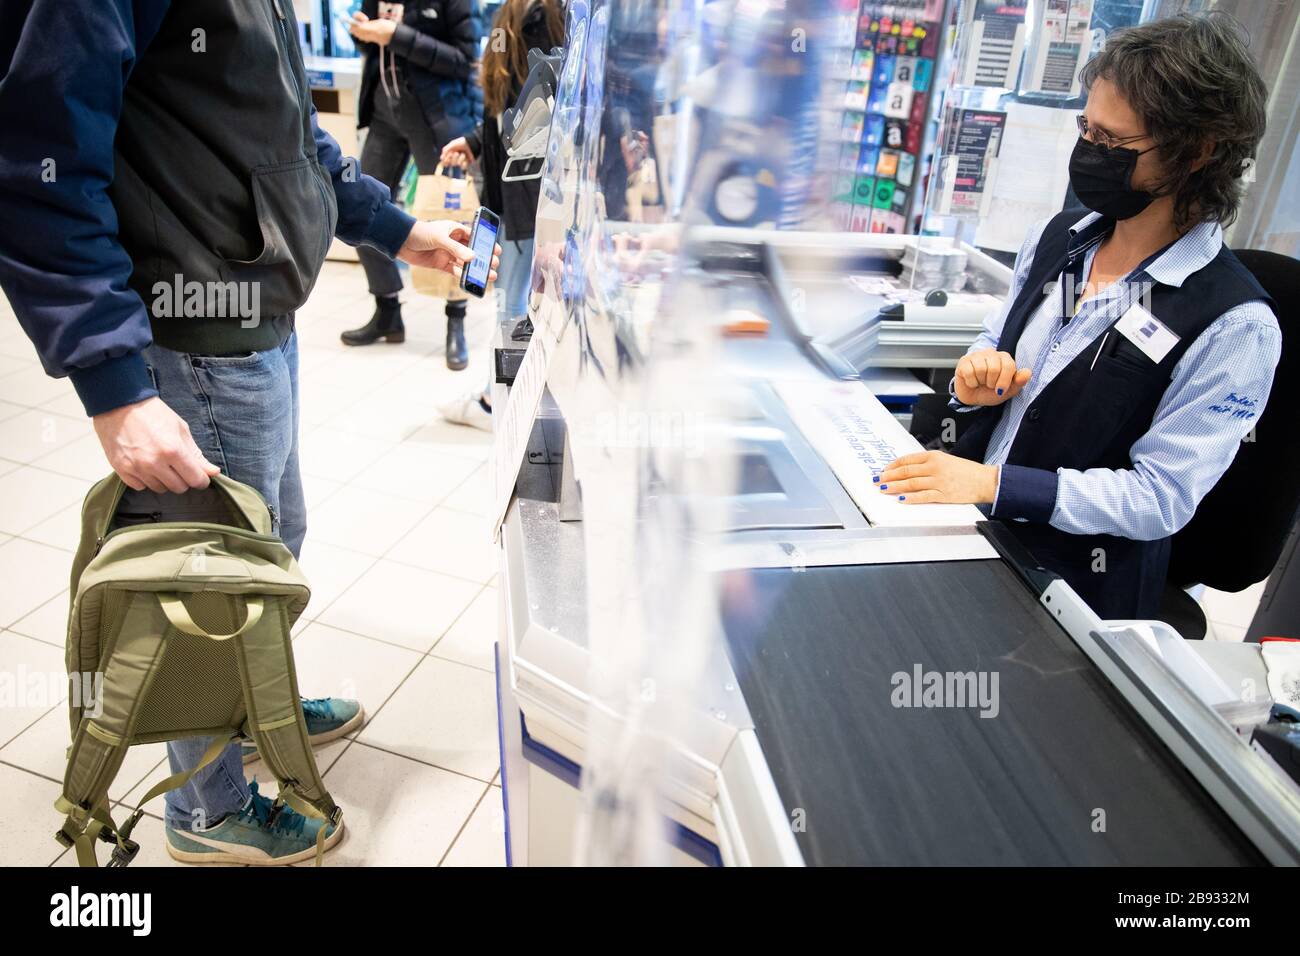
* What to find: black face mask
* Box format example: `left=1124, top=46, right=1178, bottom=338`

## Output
left=1068, top=136, right=1156, bottom=220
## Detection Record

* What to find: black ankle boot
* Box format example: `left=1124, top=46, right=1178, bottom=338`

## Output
left=341, top=296, right=405, bottom=346
left=445, top=307, right=468, bottom=370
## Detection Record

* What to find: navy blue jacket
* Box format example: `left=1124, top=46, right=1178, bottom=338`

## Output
left=0, top=0, right=415, bottom=417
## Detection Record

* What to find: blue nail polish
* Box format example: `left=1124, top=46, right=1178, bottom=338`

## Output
left=880, top=484, right=888, bottom=491
left=898, top=495, right=906, bottom=501
left=996, top=388, right=1004, bottom=395
left=872, top=475, right=880, bottom=483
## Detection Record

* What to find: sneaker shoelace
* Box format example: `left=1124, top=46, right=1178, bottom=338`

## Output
left=301, top=698, right=333, bottom=721
left=238, top=781, right=307, bottom=838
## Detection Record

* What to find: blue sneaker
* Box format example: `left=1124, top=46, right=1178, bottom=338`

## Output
left=165, top=781, right=343, bottom=865
left=242, top=697, right=364, bottom=764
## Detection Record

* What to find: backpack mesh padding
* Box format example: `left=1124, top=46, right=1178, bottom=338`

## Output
left=131, top=593, right=250, bottom=738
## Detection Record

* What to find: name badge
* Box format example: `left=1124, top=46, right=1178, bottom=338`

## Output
left=1114, top=303, right=1180, bottom=363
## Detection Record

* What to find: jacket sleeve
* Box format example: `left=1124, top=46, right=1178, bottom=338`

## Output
left=464, top=121, right=485, bottom=158
left=0, top=0, right=171, bottom=417
left=390, top=0, right=479, bottom=79
left=311, top=108, right=415, bottom=256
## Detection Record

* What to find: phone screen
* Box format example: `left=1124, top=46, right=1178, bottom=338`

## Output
left=463, top=212, right=498, bottom=295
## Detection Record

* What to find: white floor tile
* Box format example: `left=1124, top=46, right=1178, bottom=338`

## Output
left=291, top=621, right=423, bottom=728
left=298, top=378, right=372, bottom=428
left=20, top=502, right=84, bottom=552
left=404, top=417, right=493, bottom=462
left=0, top=363, right=74, bottom=407
left=314, top=741, right=484, bottom=866
left=0, top=538, right=74, bottom=628
left=0, top=704, right=169, bottom=804
left=304, top=484, right=434, bottom=557
left=31, top=431, right=112, bottom=482
left=0, top=762, right=69, bottom=865
left=297, top=425, right=393, bottom=483
left=432, top=586, right=497, bottom=672
left=8, top=589, right=69, bottom=646
left=296, top=538, right=376, bottom=621
left=351, top=442, right=482, bottom=505
left=388, top=506, right=497, bottom=584
left=242, top=736, right=354, bottom=792
left=0, top=630, right=66, bottom=748
left=38, top=391, right=88, bottom=419
left=0, top=399, right=26, bottom=422
left=0, top=407, right=91, bottom=464
left=325, top=395, right=442, bottom=445
left=0, top=353, right=32, bottom=381
left=300, top=471, right=344, bottom=511
left=440, top=463, right=492, bottom=516
left=441, top=788, right=506, bottom=867
left=0, top=467, right=91, bottom=537
left=318, top=559, right=479, bottom=651
left=358, top=655, right=499, bottom=781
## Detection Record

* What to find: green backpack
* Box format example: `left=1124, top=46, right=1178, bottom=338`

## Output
left=54, top=473, right=340, bottom=867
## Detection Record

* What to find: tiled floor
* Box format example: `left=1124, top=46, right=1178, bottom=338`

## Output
left=0, top=262, right=505, bottom=866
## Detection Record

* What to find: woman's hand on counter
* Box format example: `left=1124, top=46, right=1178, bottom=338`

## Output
left=397, top=219, right=499, bottom=281
left=954, top=348, right=1032, bottom=407
left=440, top=138, right=475, bottom=169
left=876, top=451, right=999, bottom=505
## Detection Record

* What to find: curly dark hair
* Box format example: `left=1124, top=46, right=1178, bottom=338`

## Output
left=1079, top=11, right=1267, bottom=232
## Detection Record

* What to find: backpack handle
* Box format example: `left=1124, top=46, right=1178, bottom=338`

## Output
left=158, top=593, right=264, bottom=640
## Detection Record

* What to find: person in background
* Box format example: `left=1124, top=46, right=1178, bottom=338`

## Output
left=342, top=0, right=483, bottom=370
left=437, top=0, right=566, bottom=428
left=873, top=13, right=1280, bottom=620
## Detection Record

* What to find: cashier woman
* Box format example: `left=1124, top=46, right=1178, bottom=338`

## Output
left=875, top=13, right=1282, bottom=620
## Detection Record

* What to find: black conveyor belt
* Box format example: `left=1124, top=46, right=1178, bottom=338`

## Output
left=721, top=560, right=1264, bottom=865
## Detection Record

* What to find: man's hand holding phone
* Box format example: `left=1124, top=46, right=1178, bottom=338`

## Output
left=397, top=219, right=499, bottom=281
left=458, top=208, right=501, bottom=298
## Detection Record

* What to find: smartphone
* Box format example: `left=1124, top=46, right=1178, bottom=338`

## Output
left=460, top=207, right=500, bottom=298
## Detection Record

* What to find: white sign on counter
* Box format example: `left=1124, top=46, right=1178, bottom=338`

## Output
left=775, top=380, right=985, bottom=529
left=491, top=326, right=555, bottom=543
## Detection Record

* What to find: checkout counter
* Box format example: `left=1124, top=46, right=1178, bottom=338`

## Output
left=492, top=229, right=1300, bottom=867
left=484, top=0, right=1300, bottom=866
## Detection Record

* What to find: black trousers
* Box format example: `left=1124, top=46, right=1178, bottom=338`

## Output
left=357, top=86, right=464, bottom=320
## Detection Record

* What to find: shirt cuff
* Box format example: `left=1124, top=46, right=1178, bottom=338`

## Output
left=947, top=376, right=979, bottom=413
left=364, top=201, right=417, bottom=259
left=69, top=351, right=158, bottom=417
left=990, top=464, right=1059, bottom=524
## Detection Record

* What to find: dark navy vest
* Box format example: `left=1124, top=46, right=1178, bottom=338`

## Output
left=952, top=211, right=1273, bottom=619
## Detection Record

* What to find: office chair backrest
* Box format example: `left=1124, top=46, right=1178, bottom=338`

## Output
left=1167, top=249, right=1300, bottom=592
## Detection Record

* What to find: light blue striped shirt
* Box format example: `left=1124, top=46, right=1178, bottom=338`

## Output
left=954, top=211, right=1281, bottom=541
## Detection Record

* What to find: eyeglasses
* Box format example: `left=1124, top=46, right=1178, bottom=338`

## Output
left=1075, top=114, right=1149, bottom=152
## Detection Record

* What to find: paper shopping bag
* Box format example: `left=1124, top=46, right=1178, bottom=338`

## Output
left=409, top=164, right=480, bottom=301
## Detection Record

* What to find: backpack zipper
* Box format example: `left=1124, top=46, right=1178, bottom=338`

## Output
left=96, top=520, right=284, bottom=553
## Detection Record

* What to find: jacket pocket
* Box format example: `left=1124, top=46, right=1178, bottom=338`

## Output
left=222, top=158, right=335, bottom=318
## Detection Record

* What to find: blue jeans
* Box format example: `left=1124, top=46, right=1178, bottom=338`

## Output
left=494, top=237, right=534, bottom=326
left=130, top=333, right=305, bottom=830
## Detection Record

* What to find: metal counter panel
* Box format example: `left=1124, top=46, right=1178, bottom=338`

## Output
left=720, top=560, right=1264, bottom=865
